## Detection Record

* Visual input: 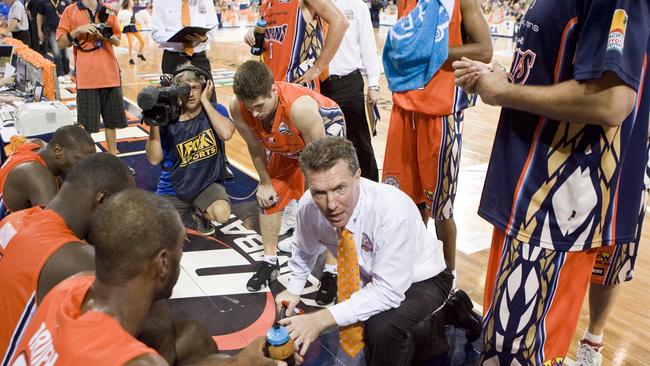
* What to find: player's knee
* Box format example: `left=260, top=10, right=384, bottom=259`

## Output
left=204, top=200, right=231, bottom=223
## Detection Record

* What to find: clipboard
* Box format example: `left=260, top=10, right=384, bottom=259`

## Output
left=167, top=26, right=214, bottom=43
left=365, top=102, right=380, bottom=137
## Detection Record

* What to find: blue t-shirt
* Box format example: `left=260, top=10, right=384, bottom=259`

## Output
left=158, top=103, right=231, bottom=201
left=479, top=0, right=650, bottom=251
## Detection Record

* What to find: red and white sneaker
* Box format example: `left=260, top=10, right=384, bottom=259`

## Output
left=575, top=338, right=603, bottom=366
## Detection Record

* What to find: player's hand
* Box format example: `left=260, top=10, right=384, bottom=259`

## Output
left=257, top=183, right=279, bottom=208
left=244, top=29, right=255, bottom=46
left=293, top=64, right=322, bottom=86
left=185, top=33, right=208, bottom=43
left=367, top=88, right=379, bottom=105
left=233, top=337, right=287, bottom=366
left=473, top=60, right=513, bottom=106
left=452, top=57, right=492, bottom=94
left=200, top=80, right=214, bottom=105
left=275, top=290, right=300, bottom=318
left=37, top=30, right=44, bottom=43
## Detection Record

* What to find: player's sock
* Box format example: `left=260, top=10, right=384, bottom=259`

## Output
left=582, top=330, right=603, bottom=345
left=264, top=255, right=278, bottom=265
left=324, top=263, right=337, bottom=274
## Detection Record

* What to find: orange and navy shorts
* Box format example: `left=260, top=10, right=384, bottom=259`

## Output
left=481, top=228, right=598, bottom=365
left=590, top=188, right=648, bottom=285
left=263, top=152, right=305, bottom=215
left=382, top=104, right=463, bottom=220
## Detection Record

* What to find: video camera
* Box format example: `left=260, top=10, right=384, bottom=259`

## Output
left=137, top=74, right=191, bottom=126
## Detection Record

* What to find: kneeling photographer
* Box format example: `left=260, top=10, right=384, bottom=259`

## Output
left=144, top=63, right=235, bottom=235
left=57, top=0, right=130, bottom=161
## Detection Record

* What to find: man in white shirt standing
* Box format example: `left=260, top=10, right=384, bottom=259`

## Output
left=151, top=0, right=217, bottom=77
left=320, top=0, right=380, bottom=182
left=275, top=136, right=458, bottom=365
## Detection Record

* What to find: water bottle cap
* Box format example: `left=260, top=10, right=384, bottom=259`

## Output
left=257, top=19, right=267, bottom=27
left=266, top=323, right=290, bottom=346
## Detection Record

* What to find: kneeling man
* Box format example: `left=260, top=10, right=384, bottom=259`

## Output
left=275, top=136, right=453, bottom=365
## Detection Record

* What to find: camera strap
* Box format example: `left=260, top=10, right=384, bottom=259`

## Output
left=73, top=3, right=104, bottom=52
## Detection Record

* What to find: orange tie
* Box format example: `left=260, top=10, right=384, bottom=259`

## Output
left=336, top=228, right=364, bottom=357
left=181, top=0, right=194, bottom=56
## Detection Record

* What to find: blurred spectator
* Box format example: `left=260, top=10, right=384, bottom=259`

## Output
left=36, top=0, right=71, bottom=75
left=0, top=0, right=31, bottom=47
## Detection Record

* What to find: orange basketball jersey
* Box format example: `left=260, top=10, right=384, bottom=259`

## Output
left=10, top=275, right=157, bottom=366
left=391, top=0, right=463, bottom=116
left=0, top=207, right=81, bottom=365
left=0, top=143, right=47, bottom=196
left=260, top=0, right=324, bottom=90
left=238, top=81, right=344, bottom=158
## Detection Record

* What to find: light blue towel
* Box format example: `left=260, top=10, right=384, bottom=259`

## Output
left=382, top=0, right=451, bottom=92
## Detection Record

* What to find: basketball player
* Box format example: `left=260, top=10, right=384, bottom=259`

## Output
left=230, top=60, right=345, bottom=294
left=0, top=153, right=134, bottom=364
left=454, top=0, right=649, bottom=363
left=243, top=0, right=347, bottom=90
left=0, top=125, right=96, bottom=218
left=382, top=0, right=492, bottom=274
left=8, top=189, right=285, bottom=366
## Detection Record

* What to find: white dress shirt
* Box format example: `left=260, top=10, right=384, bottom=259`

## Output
left=286, top=179, right=447, bottom=327
left=328, top=0, right=380, bottom=88
left=151, top=0, right=218, bottom=53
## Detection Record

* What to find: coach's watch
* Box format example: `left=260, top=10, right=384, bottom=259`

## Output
left=66, top=32, right=76, bottom=44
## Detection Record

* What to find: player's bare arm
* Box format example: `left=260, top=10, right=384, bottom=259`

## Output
left=447, top=0, right=492, bottom=63
left=290, top=96, right=326, bottom=144
left=294, top=0, right=348, bottom=85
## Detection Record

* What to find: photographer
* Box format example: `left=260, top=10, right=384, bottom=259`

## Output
left=145, top=64, right=235, bottom=236
left=56, top=0, right=128, bottom=162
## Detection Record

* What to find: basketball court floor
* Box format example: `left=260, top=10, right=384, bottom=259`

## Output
left=76, top=23, right=650, bottom=365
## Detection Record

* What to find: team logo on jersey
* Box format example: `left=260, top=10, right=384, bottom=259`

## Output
left=176, top=128, right=218, bottom=167
left=511, top=48, right=537, bottom=85
left=383, top=176, right=399, bottom=187
left=344, top=9, right=354, bottom=21
left=361, top=233, right=373, bottom=252
left=278, top=122, right=292, bottom=135
left=266, top=24, right=289, bottom=44
left=607, top=9, right=627, bottom=54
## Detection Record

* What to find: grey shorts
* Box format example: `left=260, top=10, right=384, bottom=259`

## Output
left=164, top=182, right=230, bottom=214
left=76, top=87, right=128, bottom=133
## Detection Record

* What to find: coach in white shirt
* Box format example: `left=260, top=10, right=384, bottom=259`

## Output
left=320, top=0, right=380, bottom=182
left=151, top=0, right=218, bottom=75
left=275, top=136, right=453, bottom=365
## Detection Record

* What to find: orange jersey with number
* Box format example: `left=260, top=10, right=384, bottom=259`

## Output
left=10, top=275, right=158, bottom=366
left=391, top=0, right=463, bottom=116
left=0, top=207, right=81, bottom=364
left=238, top=82, right=344, bottom=158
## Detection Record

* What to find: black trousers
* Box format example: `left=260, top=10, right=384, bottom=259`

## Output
left=321, top=70, right=379, bottom=181
left=363, top=269, right=453, bottom=366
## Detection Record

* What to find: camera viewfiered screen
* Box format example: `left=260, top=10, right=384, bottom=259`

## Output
left=32, top=81, right=43, bottom=102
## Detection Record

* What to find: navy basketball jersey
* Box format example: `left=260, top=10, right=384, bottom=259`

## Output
left=160, top=103, right=231, bottom=201
left=479, top=0, right=650, bottom=251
